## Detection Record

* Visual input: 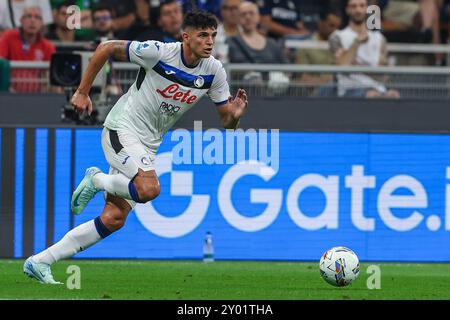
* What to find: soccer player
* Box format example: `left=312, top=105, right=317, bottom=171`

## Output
left=23, top=10, right=248, bottom=284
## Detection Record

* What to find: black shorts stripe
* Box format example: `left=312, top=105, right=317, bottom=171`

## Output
left=109, top=130, right=124, bottom=154
left=69, top=128, right=75, bottom=230
left=0, top=128, right=16, bottom=257
left=136, top=67, right=146, bottom=90
left=46, top=128, right=55, bottom=248
left=23, top=128, right=35, bottom=257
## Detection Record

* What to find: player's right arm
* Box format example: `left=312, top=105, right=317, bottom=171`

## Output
left=71, top=40, right=130, bottom=115
left=71, top=39, right=161, bottom=115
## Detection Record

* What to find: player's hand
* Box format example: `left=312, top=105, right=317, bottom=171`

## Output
left=228, top=88, right=248, bottom=120
left=71, top=90, right=93, bottom=116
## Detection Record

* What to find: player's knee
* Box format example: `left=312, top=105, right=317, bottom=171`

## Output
left=107, top=216, right=126, bottom=231
left=135, top=181, right=160, bottom=203
left=101, top=212, right=126, bottom=232
left=101, top=198, right=130, bottom=233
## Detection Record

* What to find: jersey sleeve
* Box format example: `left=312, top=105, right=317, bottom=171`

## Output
left=207, top=65, right=231, bottom=106
left=127, top=40, right=162, bottom=69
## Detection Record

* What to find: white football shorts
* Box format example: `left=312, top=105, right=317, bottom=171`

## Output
left=101, top=126, right=157, bottom=208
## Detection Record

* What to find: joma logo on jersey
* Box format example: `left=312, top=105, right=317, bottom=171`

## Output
left=156, top=84, right=198, bottom=104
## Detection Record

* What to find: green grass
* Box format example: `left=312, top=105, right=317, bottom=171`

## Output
left=1, top=259, right=449, bottom=300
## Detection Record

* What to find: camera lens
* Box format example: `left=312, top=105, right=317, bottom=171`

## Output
left=50, top=53, right=82, bottom=87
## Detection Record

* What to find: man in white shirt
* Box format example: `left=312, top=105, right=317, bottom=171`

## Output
left=23, top=10, right=248, bottom=284
left=329, top=0, right=400, bottom=98
left=0, top=0, right=53, bottom=33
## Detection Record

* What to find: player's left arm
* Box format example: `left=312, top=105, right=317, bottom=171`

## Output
left=71, top=40, right=130, bottom=115
left=208, top=65, right=248, bottom=129
left=216, top=89, right=248, bottom=129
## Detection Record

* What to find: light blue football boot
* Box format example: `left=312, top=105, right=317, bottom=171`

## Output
left=23, top=257, right=62, bottom=284
left=71, top=167, right=102, bottom=215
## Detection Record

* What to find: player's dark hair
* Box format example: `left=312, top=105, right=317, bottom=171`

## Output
left=182, top=10, right=218, bottom=30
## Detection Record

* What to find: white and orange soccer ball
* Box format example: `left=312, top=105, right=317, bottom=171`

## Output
left=319, top=246, right=360, bottom=287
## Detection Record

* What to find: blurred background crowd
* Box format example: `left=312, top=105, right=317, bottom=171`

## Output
left=0, top=0, right=449, bottom=98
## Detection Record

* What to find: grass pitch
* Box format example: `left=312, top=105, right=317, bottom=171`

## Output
left=0, top=259, right=449, bottom=300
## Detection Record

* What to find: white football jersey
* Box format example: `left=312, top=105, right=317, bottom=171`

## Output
left=104, top=40, right=231, bottom=150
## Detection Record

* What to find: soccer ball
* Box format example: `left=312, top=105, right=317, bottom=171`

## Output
left=319, top=246, right=360, bottom=287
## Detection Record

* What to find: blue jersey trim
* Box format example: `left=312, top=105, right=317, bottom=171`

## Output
left=125, top=41, right=132, bottom=62
left=94, top=216, right=112, bottom=239
left=180, top=44, right=199, bottom=69
left=215, top=100, right=228, bottom=106
left=153, top=60, right=215, bottom=89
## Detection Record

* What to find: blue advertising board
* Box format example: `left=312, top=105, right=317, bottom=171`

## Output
left=3, top=128, right=450, bottom=261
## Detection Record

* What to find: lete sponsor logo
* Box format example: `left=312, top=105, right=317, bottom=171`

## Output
left=156, top=84, right=198, bottom=104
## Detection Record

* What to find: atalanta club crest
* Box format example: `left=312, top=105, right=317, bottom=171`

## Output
left=194, top=76, right=204, bottom=88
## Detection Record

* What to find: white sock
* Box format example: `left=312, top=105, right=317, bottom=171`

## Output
left=93, top=172, right=133, bottom=200
left=33, top=219, right=103, bottom=265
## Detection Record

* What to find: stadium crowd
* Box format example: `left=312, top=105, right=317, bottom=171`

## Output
left=0, top=0, right=449, bottom=95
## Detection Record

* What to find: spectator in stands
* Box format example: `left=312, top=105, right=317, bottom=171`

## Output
left=50, top=0, right=149, bottom=33
left=106, top=0, right=137, bottom=38
left=294, top=0, right=334, bottom=33
left=438, top=0, right=450, bottom=45
left=70, top=0, right=137, bottom=39
left=257, top=0, right=310, bottom=39
left=134, top=0, right=150, bottom=27
left=50, top=0, right=96, bottom=28
left=0, top=6, right=55, bottom=61
left=228, top=1, right=289, bottom=91
left=377, top=0, right=440, bottom=45
left=117, top=0, right=151, bottom=40
left=0, top=6, right=56, bottom=92
left=375, top=0, right=443, bottom=64
left=296, top=8, right=342, bottom=96
left=91, top=6, right=122, bottom=95
left=156, top=0, right=183, bottom=41
left=214, top=0, right=241, bottom=63
left=329, top=0, right=400, bottom=98
left=136, top=0, right=183, bottom=42
left=0, top=0, right=53, bottom=34
left=220, top=0, right=241, bottom=37
left=229, top=2, right=288, bottom=63
left=46, top=0, right=93, bottom=42
left=297, top=9, right=342, bottom=65
left=91, top=5, right=115, bottom=40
